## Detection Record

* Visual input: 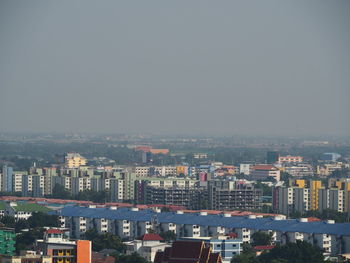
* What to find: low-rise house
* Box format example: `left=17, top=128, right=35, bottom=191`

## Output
left=5, top=202, right=51, bottom=220
left=125, top=233, right=168, bottom=262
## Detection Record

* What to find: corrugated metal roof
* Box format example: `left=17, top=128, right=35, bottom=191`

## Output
left=56, top=206, right=350, bottom=236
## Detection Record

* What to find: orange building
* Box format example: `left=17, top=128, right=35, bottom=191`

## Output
left=36, top=229, right=92, bottom=263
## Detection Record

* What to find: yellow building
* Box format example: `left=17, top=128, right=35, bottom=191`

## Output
left=310, top=180, right=322, bottom=210
left=176, top=166, right=187, bottom=175
left=295, top=179, right=306, bottom=188
left=65, top=153, right=87, bottom=168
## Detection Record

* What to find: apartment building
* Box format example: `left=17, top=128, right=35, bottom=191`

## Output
left=145, top=186, right=203, bottom=210
left=283, top=164, right=313, bottom=177
left=317, top=163, right=343, bottom=176
left=239, top=164, right=252, bottom=175
left=278, top=155, right=303, bottom=164
left=251, top=165, right=280, bottom=181
left=208, top=180, right=262, bottom=211
left=65, top=153, right=87, bottom=169
left=273, top=179, right=350, bottom=214
left=57, top=206, right=350, bottom=256
left=135, top=177, right=198, bottom=204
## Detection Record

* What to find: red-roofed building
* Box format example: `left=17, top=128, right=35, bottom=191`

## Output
left=307, top=217, right=321, bottom=222
left=45, top=229, right=63, bottom=235
left=226, top=232, right=238, bottom=239
left=252, top=165, right=280, bottom=181
left=138, top=233, right=164, bottom=241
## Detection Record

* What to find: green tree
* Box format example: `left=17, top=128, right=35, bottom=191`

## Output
left=76, top=189, right=109, bottom=203
left=159, top=230, right=176, bottom=242
left=251, top=231, right=273, bottom=246
left=27, top=212, right=59, bottom=228
left=84, top=229, right=125, bottom=252
left=112, top=252, right=148, bottom=263
left=15, top=228, right=45, bottom=253
left=258, top=241, right=325, bottom=263
left=15, top=219, right=30, bottom=232
left=254, top=181, right=272, bottom=196
left=0, top=215, right=16, bottom=228
left=231, top=244, right=256, bottom=263
left=51, top=183, right=71, bottom=199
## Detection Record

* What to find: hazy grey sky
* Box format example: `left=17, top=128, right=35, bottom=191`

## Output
left=1, top=1, right=349, bottom=136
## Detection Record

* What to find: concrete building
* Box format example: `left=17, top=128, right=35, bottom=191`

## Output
left=278, top=156, right=303, bottom=164
left=144, top=186, right=203, bottom=210
left=283, top=164, right=313, bottom=177
left=273, top=179, right=350, bottom=214
left=208, top=181, right=262, bottom=211
left=57, top=206, right=350, bottom=256
left=251, top=165, right=280, bottom=181
left=36, top=229, right=92, bottom=263
left=65, top=153, right=87, bottom=169
left=124, top=234, right=168, bottom=262
left=2, top=165, right=13, bottom=192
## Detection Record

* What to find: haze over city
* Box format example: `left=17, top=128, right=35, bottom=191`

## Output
left=1, top=0, right=349, bottom=136
left=1, top=2, right=350, bottom=262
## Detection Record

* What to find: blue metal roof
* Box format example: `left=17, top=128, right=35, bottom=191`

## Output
left=56, top=206, right=350, bottom=236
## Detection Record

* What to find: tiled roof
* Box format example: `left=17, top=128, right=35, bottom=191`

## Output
left=253, top=165, right=277, bottom=170
left=138, top=233, right=163, bottom=241
left=155, top=241, right=222, bottom=263
left=46, top=229, right=63, bottom=234
left=253, top=245, right=275, bottom=250
left=227, top=232, right=238, bottom=238
left=55, top=206, right=350, bottom=236
left=170, top=241, right=203, bottom=260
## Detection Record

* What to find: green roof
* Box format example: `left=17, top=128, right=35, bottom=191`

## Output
left=13, top=202, right=51, bottom=213
left=0, top=201, right=5, bottom=210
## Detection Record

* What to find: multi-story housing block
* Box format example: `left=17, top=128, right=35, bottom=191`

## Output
left=278, top=155, right=303, bottom=164
left=273, top=179, right=350, bottom=214
left=251, top=165, right=280, bottom=181
left=65, top=153, right=87, bottom=169
left=57, top=206, right=350, bottom=256
left=208, top=180, right=262, bottom=211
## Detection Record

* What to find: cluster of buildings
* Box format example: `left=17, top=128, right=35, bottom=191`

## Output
left=1, top=150, right=348, bottom=215
left=56, top=205, right=350, bottom=258
left=273, top=178, right=350, bottom=214
left=0, top=153, right=264, bottom=211
left=0, top=228, right=92, bottom=263
left=0, top=149, right=349, bottom=262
